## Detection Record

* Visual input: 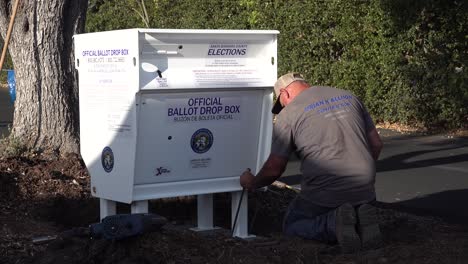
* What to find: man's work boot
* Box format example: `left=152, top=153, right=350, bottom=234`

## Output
left=335, top=203, right=361, bottom=253
left=357, top=204, right=383, bottom=250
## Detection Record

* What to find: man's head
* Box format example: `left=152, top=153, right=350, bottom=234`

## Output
left=272, top=72, right=309, bottom=114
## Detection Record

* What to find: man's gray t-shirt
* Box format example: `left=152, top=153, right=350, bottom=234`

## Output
left=271, top=86, right=376, bottom=207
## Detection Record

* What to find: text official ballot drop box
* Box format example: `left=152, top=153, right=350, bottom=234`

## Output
left=74, top=29, right=278, bottom=237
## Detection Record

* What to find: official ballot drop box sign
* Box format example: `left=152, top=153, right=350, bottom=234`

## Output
left=74, top=29, right=278, bottom=236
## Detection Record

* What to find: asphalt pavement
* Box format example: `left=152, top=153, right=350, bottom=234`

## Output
left=0, top=86, right=13, bottom=137
left=280, top=129, right=468, bottom=225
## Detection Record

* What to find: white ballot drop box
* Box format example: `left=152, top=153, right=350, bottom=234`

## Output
left=74, top=29, right=278, bottom=237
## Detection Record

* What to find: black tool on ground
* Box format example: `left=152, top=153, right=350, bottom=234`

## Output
left=32, top=213, right=167, bottom=244
left=90, top=213, right=167, bottom=240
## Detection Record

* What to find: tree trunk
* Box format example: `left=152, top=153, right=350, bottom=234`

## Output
left=0, top=0, right=88, bottom=155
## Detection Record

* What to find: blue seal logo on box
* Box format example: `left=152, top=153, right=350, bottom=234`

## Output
left=101, top=147, right=114, bottom=173
left=191, top=128, right=213, bottom=154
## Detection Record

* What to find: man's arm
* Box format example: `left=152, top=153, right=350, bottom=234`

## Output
left=240, top=153, right=289, bottom=191
left=367, top=128, right=383, bottom=160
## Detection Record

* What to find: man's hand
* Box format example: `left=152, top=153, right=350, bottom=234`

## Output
left=239, top=154, right=288, bottom=192
left=367, top=128, right=383, bottom=160
left=240, top=168, right=255, bottom=191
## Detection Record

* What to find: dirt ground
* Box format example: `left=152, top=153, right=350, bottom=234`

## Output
left=1, top=153, right=468, bottom=264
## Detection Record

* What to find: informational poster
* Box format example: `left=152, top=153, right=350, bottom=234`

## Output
left=80, top=48, right=135, bottom=136
left=140, top=42, right=273, bottom=89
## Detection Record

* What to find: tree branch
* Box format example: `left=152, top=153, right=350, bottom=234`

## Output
left=131, top=6, right=149, bottom=28
left=141, top=0, right=149, bottom=27
left=132, top=0, right=149, bottom=28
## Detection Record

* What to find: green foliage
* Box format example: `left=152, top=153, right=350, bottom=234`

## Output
left=86, top=0, right=160, bottom=32
left=85, top=0, right=467, bottom=129
left=376, top=0, right=468, bottom=128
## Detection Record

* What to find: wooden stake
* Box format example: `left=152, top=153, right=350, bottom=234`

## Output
left=0, top=0, right=20, bottom=71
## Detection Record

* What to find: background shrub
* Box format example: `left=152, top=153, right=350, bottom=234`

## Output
left=84, top=0, right=468, bottom=129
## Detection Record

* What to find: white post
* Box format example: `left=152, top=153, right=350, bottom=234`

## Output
left=191, top=194, right=219, bottom=231
left=131, top=200, right=149, bottom=214
left=231, top=191, right=254, bottom=238
left=100, top=198, right=116, bottom=220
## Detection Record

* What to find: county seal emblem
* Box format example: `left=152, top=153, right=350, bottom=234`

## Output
left=190, top=128, right=213, bottom=154
left=101, top=147, right=114, bottom=173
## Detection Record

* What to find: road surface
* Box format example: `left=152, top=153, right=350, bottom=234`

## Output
left=0, top=86, right=13, bottom=137
left=280, top=129, right=468, bottom=224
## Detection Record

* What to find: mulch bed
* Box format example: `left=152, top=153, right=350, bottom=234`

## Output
left=1, top=154, right=467, bottom=264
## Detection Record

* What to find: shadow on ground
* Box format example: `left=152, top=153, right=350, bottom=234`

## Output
left=375, top=189, right=468, bottom=225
